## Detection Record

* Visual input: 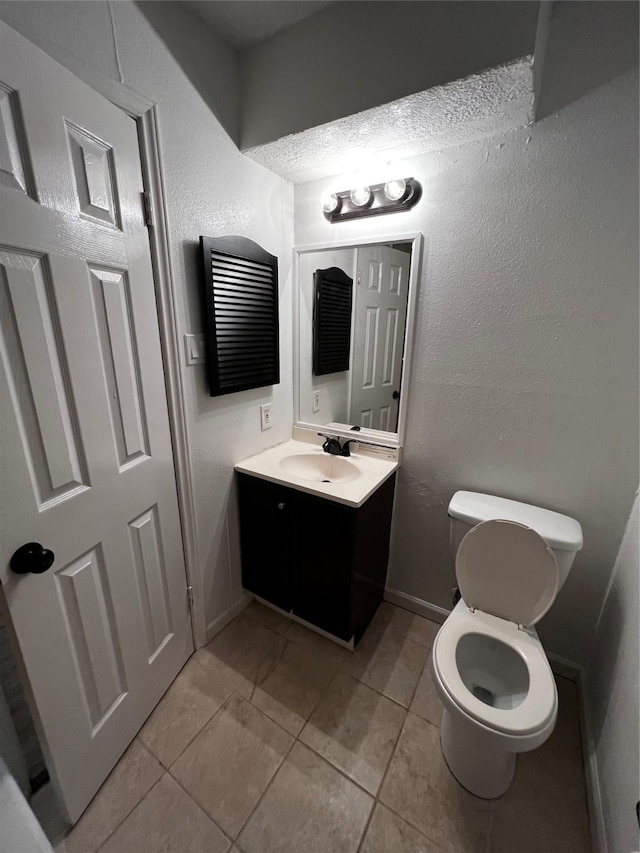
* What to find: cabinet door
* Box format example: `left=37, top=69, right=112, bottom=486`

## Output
left=238, top=474, right=292, bottom=612
left=292, top=492, right=354, bottom=641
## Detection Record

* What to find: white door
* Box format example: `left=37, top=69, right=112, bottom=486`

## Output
left=349, top=245, right=411, bottom=432
left=0, top=24, right=193, bottom=822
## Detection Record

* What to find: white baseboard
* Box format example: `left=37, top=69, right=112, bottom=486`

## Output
left=205, top=592, right=252, bottom=643
left=384, top=587, right=449, bottom=624
left=578, top=667, right=607, bottom=853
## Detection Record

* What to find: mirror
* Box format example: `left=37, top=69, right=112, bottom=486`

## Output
left=294, top=233, right=422, bottom=447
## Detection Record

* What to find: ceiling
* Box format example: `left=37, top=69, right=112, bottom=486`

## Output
left=245, top=57, right=534, bottom=183
left=188, top=1, right=334, bottom=50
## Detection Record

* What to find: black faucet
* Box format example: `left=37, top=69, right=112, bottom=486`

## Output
left=318, top=434, right=358, bottom=457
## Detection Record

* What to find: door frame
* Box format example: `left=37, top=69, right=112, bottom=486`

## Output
left=31, top=55, right=208, bottom=649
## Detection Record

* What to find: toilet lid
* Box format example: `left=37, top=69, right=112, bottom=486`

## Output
left=456, top=520, right=559, bottom=626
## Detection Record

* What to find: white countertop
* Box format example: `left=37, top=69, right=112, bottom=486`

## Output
left=234, top=439, right=398, bottom=507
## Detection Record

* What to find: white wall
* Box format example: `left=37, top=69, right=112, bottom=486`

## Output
left=294, top=67, right=639, bottom=664
left=240, top=0, right=539, bottom=149
left=298, top=249, right=355, bottom=426
left=587, top=493, right=639, bottom=853
left=0, top=1, right=295, bottom=636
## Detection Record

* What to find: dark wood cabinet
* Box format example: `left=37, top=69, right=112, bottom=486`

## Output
left=237, top=472, right=396, bottom=644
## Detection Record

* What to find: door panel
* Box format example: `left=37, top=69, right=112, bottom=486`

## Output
left=349, top=246, right=410, bottom=432
left=0, top=23, right=192, bottom=822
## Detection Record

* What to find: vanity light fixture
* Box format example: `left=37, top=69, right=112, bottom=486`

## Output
left=322, top=177, right=421, bottom=222
left=349, top=186, right=372, bottom=207
left=321, top=191, right=340, bottom=214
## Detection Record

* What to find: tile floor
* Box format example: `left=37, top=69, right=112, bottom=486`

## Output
left=57, top=601, right=592, bottom=853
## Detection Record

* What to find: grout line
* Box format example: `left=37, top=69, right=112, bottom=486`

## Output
left=93, top=773, right=167, bottom=853
left=64, top=738, right=161, bottom=852
left=232, top=727, right=299, bottom=845
left=166, top=771, right=232, bottom=847
left=485, top=805, right=496, bottom=853
left=142, top=684, right=233, bottom=772
left=373, top=712, right=452, bottom=851
left=83, top=604, right=450, bottom=853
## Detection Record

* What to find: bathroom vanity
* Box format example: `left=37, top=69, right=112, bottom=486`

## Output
left=236, top=439, right=397, bottom=645
left=235, top=231, right=422, bottom=646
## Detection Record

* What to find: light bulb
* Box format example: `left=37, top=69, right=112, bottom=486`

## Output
left=384, top=179, right=407, bottom=202
left=321, top=192, right=339, bottom=214
left=349, top=186, right=371, bottom=207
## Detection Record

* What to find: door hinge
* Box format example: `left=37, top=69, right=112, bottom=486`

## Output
left=186, top=585, right=194, bottom=609
left=142, top=191, right=154, bottom=228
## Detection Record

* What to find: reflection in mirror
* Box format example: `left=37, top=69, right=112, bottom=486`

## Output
left=297, top=239, right=417, bottom=444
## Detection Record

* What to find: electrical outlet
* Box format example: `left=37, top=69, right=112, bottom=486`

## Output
left=312, top=391, right=320, bottom=413
left=260, top=403, right=272, bottom=430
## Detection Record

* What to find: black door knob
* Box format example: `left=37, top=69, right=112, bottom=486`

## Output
left=392, top=390, right=400, bottom=400
left=10, top=542, right=55, bottom=575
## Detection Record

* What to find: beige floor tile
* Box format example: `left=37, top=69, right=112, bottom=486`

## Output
left=139, top=651, right=243, bottom=767
left=64, top=739, right=163, bottom=853
left=299, top=673, right=406, bottom=794
left=372, top=603, right=441, bottom=648
left=240, top=635, right=340, bottom=735
left=490, top=677, right=590, bottom=853
left=170, top=693, right=293, bottom=838
left=410, top=660, right=443, bottom=726
left=199, top=612, right=281, bottom=683
left=343, top=624, right=429, bottom=707
left=237, top=742, right=373, bottom=853
left=99, top=774, right=229, bottom=853
left=380, top=713, right=493, bottom=853
left=284, top=621, right=351, bottom=667
left=244, top=599, right=291, bottom=634
left=490, top=762, right=591, bottom=853
left=360, top=803, right=443, bottom=853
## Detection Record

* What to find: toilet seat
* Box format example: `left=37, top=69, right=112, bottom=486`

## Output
left=456, top=519, right=560, bottom=626
left=433, top=608, right=557, bottom=736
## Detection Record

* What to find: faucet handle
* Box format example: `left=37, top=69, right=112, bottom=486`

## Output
left=318, top=433, right=341, bottom=455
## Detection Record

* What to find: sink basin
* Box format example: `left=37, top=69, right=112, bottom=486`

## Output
left=279, top=453, right=361, bottom=484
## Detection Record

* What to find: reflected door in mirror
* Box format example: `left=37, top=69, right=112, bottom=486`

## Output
left=349, top=245, right=410, bottom=432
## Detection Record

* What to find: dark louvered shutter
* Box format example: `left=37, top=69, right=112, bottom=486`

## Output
left=200, top=235, right=280, bottom=396
left=313, top=267, right=353, bottom=376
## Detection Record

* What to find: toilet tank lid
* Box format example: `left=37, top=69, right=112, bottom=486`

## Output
left=448, top=491, right=583, bottom=551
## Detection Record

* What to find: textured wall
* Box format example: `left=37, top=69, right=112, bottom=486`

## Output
left=0, top=2, right=295, bottom=635
left=294, top=68, right=639, bottom=664
left=587, top=493, right=639, bottom=853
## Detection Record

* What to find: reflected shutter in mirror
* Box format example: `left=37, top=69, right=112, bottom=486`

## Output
left=313, top=267, right=353, bottom=376
left=200, top=235, right=280, bottom=396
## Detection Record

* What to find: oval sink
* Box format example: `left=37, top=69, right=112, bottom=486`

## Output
left=279, top=453, right=361, bottom=484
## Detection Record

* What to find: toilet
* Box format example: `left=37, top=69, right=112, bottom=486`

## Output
left=431, top=491, right=583, bottom=799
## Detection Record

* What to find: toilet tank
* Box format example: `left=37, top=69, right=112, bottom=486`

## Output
left=448, top=491, right=583, bottom=588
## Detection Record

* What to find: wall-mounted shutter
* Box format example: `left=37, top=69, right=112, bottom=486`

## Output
left=313, top=267, right=353, bottom=376
left=200, top=235, right=279, bottom=396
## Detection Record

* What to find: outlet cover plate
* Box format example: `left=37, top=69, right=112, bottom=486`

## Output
left=260, top=403, right=272, bottom=430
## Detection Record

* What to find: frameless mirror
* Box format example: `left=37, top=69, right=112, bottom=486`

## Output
left=294, top=233, right=422, bottom=447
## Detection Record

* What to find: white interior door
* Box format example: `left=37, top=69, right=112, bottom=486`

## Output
left=349, top=245, right=411, bottom=432
left=0, top=24, right=193, bottom=822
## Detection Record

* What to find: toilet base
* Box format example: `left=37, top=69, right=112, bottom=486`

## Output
left=440, top=708, right=515, bottom=799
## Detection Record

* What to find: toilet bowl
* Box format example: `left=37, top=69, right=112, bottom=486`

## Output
left=431, top=493, right=583, bottom=799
